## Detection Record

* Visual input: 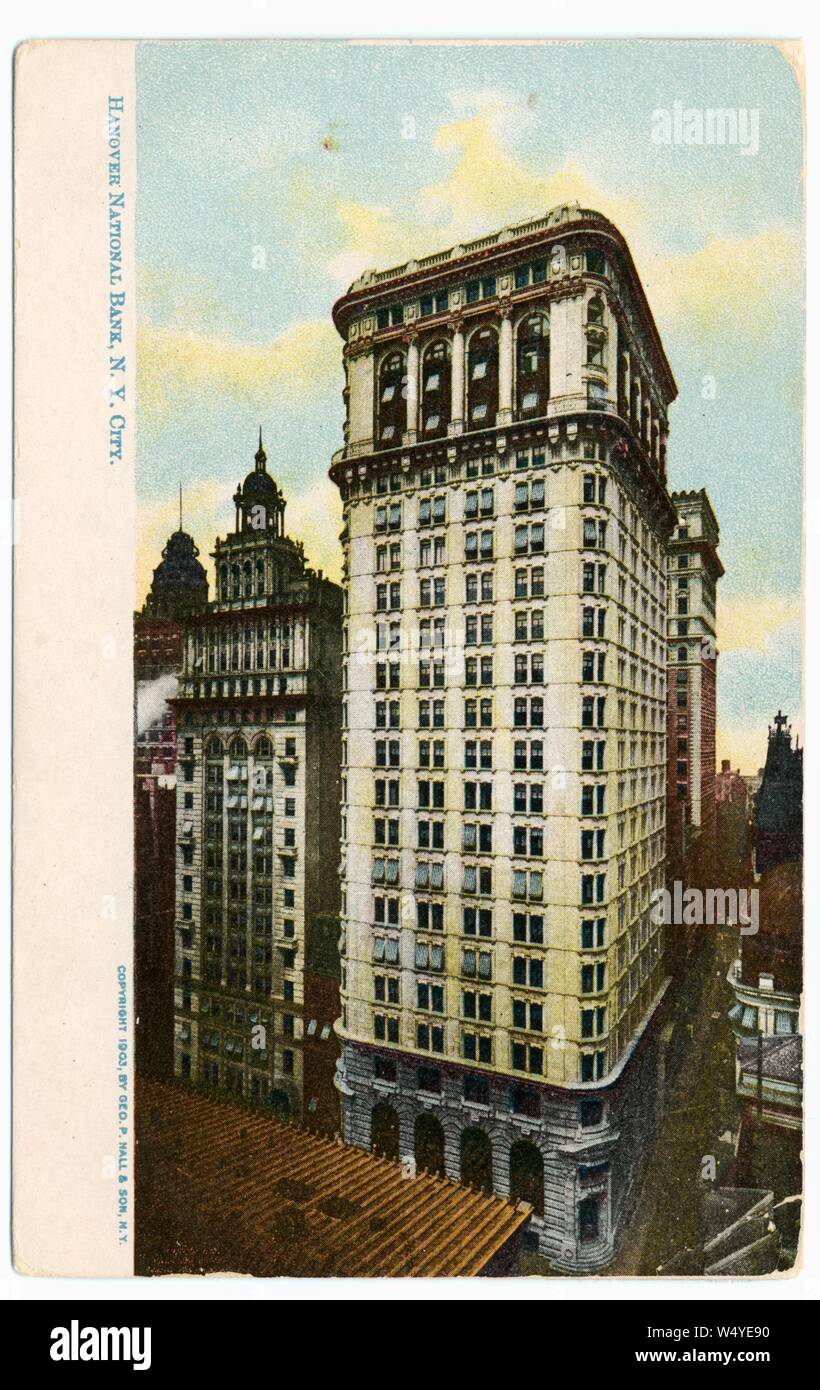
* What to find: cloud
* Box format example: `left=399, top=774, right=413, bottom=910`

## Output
left=646, top=228, right=803, bottom=346
left=316, top=91, right=801, bottom=371
left=137, top=319, right=341, bottom=429
left=321, top=96, right=646, bottom=290
left=717, top=595, right=801, bottom=654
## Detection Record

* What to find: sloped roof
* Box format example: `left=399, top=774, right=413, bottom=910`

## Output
left=738, top=1034, right=803, bottom=1085
left=136, top=1078, right=531, bottom=1278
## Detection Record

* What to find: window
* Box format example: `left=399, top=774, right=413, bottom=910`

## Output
left=580, top=1098, right=603, bottom=1128
left=377, top=352, right=406, bottom=446
left=578, top=1195, right=601, bottom=1243
left=516, top=314, right=549, bottom=418
left=467, top=327, right=499, bottom=425
left=464, top=1074, right=490, bottom=1105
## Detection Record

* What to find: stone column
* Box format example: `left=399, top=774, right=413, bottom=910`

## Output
left=498, top=309, right=513, bottom=424
left=450, top=324, right=464, bottom=434
left=405, top=337, right=419, bottom=444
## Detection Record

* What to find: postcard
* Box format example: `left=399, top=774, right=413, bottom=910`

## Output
left=13, top=36, right=804, bottom=1285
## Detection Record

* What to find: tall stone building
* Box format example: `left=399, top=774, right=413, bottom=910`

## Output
left=665, top=490, right=722, bottom=894
left=753, top=711, right=803, bottom=877
left=329, top=204, right=676, bottom=1270
left=135, top=524, right=209, bottom=1079
left=171, top=437, right=343, bottom=1123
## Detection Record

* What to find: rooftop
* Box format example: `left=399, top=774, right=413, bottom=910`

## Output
left=136, top=1078, right=531, bottom=1278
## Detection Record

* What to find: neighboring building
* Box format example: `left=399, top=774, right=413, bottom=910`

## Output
left=665, top=491, right=722, bottom=884
left=171, top=437, right=343, bottom=1125
left=753, top=711, right=803, bottom=878
left=134, top=527, right=209, bottom=1079
left=657, top=1187, right=799, bottom=1276
left=136, top=1077, right=531, bottom=1278
left=715, top=758, right=752, bottom=884
left=716, top=759, right=749, bottom=808
left=134, top=775, right=177, bottom=1078
left=728, top=855, right=803, bottom=1200
left=142, top=524, right=210, bottom=621
left=728, top=718, right=802, bottom=1201
left=329, top=205, right=677, bottom=1270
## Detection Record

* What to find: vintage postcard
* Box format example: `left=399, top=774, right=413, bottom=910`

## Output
left=13, top=35, right=806, bottom=1298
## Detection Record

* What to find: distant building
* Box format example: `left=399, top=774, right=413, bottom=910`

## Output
left=728, top=719, right=803, bottom=1201
left=715, top=758, right=749, bottom=807
left=171, top=437, right=343, bottom=1126
left=134, top=525, right=209, bottom=1078
left=141, top=526, right=210, bottom=621
left=665, top=489, right=722, bottom=923
left=657, top=1187, right=799, bottom=1276
left=753, top=712, right=803, bottom=878
left=715, top=758, right=751, bottom=885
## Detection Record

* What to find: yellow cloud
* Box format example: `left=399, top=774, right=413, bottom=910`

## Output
left=137, top=319, right=341, bottom=428
left=323, top=98, right=647, bottom=290
left=717, top=595, right=801, bottom=654
left=647, top=229, right=803, bottom=344
left=318, top=93, right=800, bottom=363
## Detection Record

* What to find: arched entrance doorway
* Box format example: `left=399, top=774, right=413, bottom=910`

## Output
left=414, top=1113, right=446, bottom=1177
left=371, top=1101, right=399, bottom=1161
left=509, top=1140, right=544, bottom=1215
left=460, top=1127, right=493, bottom=1194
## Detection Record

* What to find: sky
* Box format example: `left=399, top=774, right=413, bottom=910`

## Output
left=135, top=38, right=804, bottom=773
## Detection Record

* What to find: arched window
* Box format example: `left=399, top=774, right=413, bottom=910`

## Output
left=510, top=1139, right=544, bottom=1215
left=587, top=295, right=604, bottom=326
left=414, top=1113, right=446, bottom=1177
left=243, top=560, right=253, bottom=597
left=231, top=562, right=241, bottom=599
left=256, top=558, right=265, bottom=596
left=421, top=340, right=451, bottom=438
left=377, top=352, right=407, bottom=448
left=371, top=1101, right=399, bottom=1160
left=255, top=735, right=272, bottom=758
left=516, top=314, right=549, bottom=419
left=230, top=736, right=247, bottom=759
left=460, top=1127, right=493, bottom=1194
left=219, top=563, right=228, bottom=602
left=206, top=737, right=223, bottom=759
left=467, top=326, right=499, bottom=428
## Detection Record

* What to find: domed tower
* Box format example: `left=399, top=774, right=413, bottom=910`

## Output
left=214, top=431, right=307, bottom=606
left=232, top=429, right=287, bottom=538
left=142, top=526, right=209, bottom=621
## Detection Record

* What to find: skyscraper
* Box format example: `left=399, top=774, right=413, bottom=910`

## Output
left=330, top=205, right=677, bottom=1269
left=171, top=437, right=343, bottom=1123
left=135, top=523, right=208, bottom=1080
left=665, top=489, right=723, bottom=901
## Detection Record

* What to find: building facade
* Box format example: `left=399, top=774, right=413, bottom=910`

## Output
left=135, top=528, right=209, bottom=1079
left=171, top=439, right=343, bottom=1123
left=728, top=859, right=802, bottom=1198
left=330, top=205, right=676, bottom=1270
left=664, top=490, right=722, bottom=970
left=753, top=711, right=803, bottom=878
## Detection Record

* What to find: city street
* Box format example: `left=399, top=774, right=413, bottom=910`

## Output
left=612, top=925, right=741, bottom=1275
